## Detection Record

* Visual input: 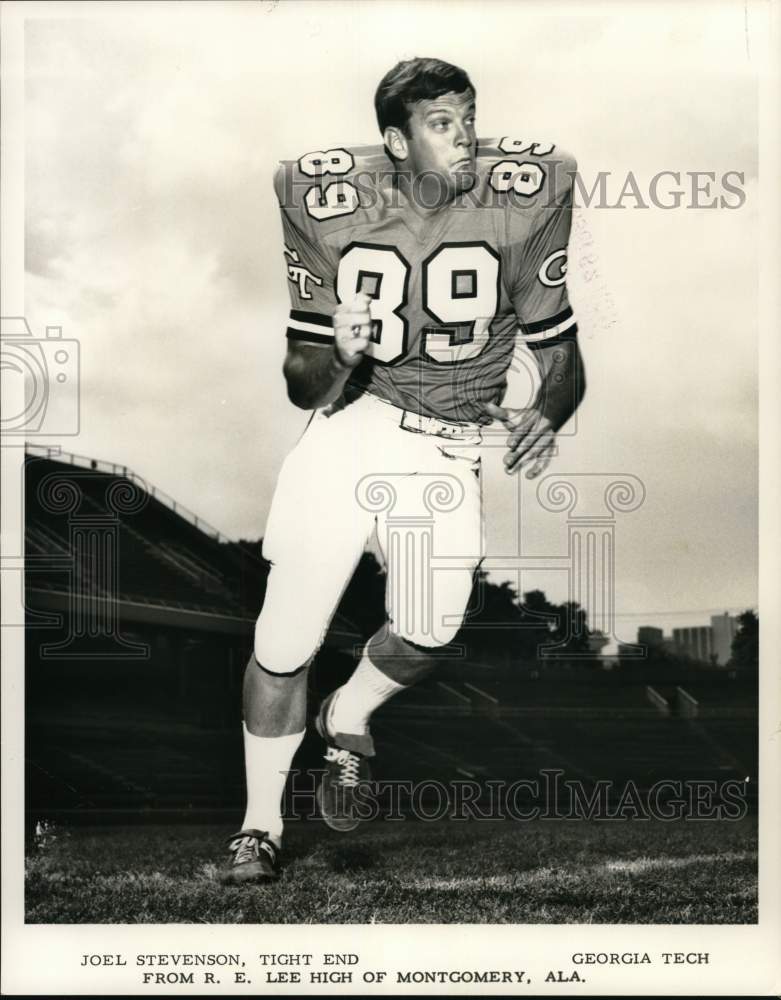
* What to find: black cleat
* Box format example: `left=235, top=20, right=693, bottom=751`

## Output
left=221, top=829, right=279, bottom=884
left=315, top=690, right=374, bottom=832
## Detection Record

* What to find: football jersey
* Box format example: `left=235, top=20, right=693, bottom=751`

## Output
left=274, top=137, right=578, bottom=424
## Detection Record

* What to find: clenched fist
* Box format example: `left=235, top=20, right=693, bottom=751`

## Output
left=333, top=291, right=373, bottom=368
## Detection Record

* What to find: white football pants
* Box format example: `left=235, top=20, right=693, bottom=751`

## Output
left=255, top=391, right=484, bottom=674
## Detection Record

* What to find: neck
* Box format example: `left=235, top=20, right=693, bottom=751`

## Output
left=392, top=170, right=456, bottom=219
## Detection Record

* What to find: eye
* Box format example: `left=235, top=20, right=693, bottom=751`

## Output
left=431, top=118, right=450, bottom=131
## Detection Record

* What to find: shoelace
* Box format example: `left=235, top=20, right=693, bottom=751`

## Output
left=325, top=746, right=361, bottom=787
left=229, top=836, right=259, bottom=865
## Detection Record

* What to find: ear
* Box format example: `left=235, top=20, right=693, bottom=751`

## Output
left=383, top=126, right=409, bottom=162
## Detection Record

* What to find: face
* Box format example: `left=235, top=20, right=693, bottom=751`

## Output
left=392, top=89, right=477, bottom=204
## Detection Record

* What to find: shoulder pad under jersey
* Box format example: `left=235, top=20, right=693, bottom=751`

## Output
left=476, top=136, right=576, bottom=207
left=273, top=142, right=392, bottom=237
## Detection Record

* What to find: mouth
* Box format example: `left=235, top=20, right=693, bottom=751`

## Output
left=452, top=157, right=474, bottom=170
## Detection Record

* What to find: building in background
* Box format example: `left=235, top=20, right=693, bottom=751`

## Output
left=632, top=615, right=740, bottom=666
left=711, top=612, right=739, bottom=665
left=638, top=626, right=664, bottom=649
left=672, top=625, right=714, bottom=664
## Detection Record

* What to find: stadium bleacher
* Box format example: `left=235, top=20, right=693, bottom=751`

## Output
left=23, top=448, right=758, bottom=822
left=25, top=451, right=265, bottom=615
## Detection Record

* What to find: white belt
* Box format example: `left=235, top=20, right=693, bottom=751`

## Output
left=341, top=387, right=483, bottom=442
left=398, top=408, right=482, bottom=441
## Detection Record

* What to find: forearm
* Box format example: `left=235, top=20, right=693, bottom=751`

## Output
left=534, top=340, right=586, bottom=431
left=283, top=343, right=354, bottom=410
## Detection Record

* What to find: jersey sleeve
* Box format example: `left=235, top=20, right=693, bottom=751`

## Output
left=273, top=163, right=338, bottom=347
left=506, top=152, right=578, bottom=351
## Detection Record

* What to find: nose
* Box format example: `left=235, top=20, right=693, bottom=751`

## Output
left=453, top=122, right=470, bottom=147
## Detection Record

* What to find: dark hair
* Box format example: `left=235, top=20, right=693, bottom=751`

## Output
left=374, top=57, right=475, bottom=136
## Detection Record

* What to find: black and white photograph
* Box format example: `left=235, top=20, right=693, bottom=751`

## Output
left=1, top=0, right=779, bottom=995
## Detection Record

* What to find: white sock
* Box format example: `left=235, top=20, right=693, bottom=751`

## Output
left=329, top=648, right=406, bottom=735
left=241, top=724, right=305, bottom=848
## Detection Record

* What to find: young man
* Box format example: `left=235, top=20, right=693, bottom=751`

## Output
left=223, top=57, right=585, bottom=883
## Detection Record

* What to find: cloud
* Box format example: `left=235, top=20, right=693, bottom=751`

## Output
left=23, top=5, right=759, bottom=627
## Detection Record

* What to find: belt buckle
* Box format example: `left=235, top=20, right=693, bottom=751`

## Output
left=399, top=409, right=475, bottom=442
left=400, top=410, right=427, bottom=435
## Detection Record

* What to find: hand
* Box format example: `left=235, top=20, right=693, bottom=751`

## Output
left=484, top=402, right=557, bottom=478
left=333, top=291, right=373, bottom=368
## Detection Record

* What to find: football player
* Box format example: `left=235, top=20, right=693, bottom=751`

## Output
left=222, top=57, right=585, bottom=883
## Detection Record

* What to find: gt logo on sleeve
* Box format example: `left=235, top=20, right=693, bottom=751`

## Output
left=538, top=249, right=568, bottom=287
left=284, top=245, right=323, bottom=299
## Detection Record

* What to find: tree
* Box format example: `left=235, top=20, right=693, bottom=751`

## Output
left=549, top=600, right=594, bottom=667
left=464, top=582, right=597, bottom=670
left=729, top=610, right=758, bottom=675
left=460, top=569, right=526, bottom=662
left=334, top=551, right=387, bottom=639
left=519, top=589, right=560, bottom=665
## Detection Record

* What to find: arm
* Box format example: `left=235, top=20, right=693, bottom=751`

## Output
left=532, top=336, right=586, bottom=431
left=283, top=292, right=373, bottom=410
left=487, top=148, right=584, bottom=476
left=484, top=337, right=586, bottom=477
left=273, top=164, right=365, bottom=410
left=283, top=342, right=353, bottom=410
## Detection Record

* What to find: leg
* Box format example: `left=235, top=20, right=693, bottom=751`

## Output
left=242, top=655, right=308, bottom=737
left=324, top=628, right=438, bottom=742
left=236, top=655, right=309, bottom=862
left=322, top=445, right=483, bottom=756
left=224, top=411, right=374, bottom=879
left=238, top=525, right=372, bottom=845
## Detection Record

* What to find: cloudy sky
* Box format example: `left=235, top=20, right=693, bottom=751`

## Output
left=22, top=1, right=759, bottom=644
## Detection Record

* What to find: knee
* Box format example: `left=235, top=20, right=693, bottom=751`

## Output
left=388, top=569, right=474, bottom=649
left=254, top=614, right=321, bottom=676
left=389, top=621, right=461, bottom=649
left=370, top=630, right=443, bottom=685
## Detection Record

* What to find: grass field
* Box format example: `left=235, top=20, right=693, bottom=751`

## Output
left=25, top=815, right=757, bottom=924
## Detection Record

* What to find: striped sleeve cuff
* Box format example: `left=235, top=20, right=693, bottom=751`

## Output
left=286, top=309, right=334, bottom=345
left=520, top=306, right=578, bottom=349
